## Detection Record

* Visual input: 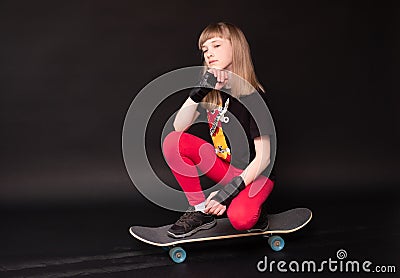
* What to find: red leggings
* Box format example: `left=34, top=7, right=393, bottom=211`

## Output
left=162, top=131, right=274, bottom=230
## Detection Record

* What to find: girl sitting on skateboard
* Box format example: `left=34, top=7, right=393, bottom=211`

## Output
left=162, top=22, right=276, bottom=238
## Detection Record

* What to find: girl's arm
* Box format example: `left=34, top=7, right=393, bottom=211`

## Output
left=173, top=97, right=200, bottom=132
left=174, top=69, right=228, bottom=132
left=205, top=135, right=271, bottom=215
left=240, top=135, right=271, bottom=185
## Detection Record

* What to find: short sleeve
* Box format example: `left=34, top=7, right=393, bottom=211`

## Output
left=196, top=103, right=207, bottom=119
left=244, top=91, right=275, bottom=139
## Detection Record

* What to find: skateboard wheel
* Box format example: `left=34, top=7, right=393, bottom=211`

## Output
left=169, top=247, right=186, bottom=263
left=268, top=236, right=285, bottom=251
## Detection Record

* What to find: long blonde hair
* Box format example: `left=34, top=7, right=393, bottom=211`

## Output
left=198, top=22, right=265, bottom=109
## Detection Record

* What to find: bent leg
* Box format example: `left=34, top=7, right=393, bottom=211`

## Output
left=162, top=131, right=235, bottom=206
left=227, top=176, right=274, bottom=230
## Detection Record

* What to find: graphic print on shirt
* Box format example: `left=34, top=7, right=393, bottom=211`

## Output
left=207, top=98, right=231, bottom=162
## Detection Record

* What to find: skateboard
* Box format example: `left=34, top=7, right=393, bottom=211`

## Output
left=129, top=207, right=312, bottom=263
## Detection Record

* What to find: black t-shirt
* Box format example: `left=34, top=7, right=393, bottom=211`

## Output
left=195, top=89, right=276, bottom=181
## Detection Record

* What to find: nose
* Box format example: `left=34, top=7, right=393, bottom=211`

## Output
left=206, top=50, right=214, bottom=59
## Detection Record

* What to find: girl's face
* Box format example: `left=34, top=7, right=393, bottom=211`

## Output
left=201, top=37, right=233, bottom=71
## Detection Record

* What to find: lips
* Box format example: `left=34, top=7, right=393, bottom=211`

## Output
left=209, top=60, right=217, bottom=64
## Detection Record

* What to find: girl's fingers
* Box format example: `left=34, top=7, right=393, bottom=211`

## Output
left=206, top=202, right=226, bottom=216
left=205, top=200, right=216, bottom=212
left=215, top=205, right=226, bottom=216
left=208, top=68, right=225, bottom=82
left=207, top=202, right=219, bottom=215
left=214, top=69, right=219, bottom=82
left=204, top=202, right=211, bottom=212
left=208, top=68, right=229, bottom=88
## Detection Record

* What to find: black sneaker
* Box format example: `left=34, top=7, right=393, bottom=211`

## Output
left=168, top=206, right=216, bottom=238
left=247, top=204, right=269, bottom=232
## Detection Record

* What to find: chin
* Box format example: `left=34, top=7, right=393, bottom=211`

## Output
left=209, top=65, right=224, bottom=70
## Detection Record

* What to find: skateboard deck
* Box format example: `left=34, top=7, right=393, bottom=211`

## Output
left=129, top=208, right=312, bottom=263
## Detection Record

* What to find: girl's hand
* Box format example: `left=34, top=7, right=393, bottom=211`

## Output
left=205, top=190, right=227, bottom=216
left=207, top=68, right=229, bottom=90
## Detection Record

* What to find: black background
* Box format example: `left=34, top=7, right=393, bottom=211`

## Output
left=0, top=0, right=399, bottom=276
left=1, top=0, right=398, bottom=206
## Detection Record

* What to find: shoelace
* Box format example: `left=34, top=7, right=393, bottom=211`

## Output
left=176, top=211, right=192, bottom=224
left=175, top=211, right=202, bottom=229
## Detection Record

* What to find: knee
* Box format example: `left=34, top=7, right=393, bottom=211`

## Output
left=162, top=131, right=183, bottom=156
left=227, top=205, right=257, bottom=231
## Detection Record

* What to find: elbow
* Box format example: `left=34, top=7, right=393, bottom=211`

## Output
left=258, top=155, right=270, bottom=171
left=172, top=118, right=181, bottom=132
left=252, top=155, right=270, bottom=174
left=173, top=122, right=179, bottom=131
left=262, top=157, right=270, bottom=171
left=173, top=124, right=183, bottom=132
left=265, top=158, right=271, bottom=169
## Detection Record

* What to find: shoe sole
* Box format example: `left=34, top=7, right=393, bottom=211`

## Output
left=246, top=221, right=270, bottom=233
left=167, top=219, right=217, bottom=239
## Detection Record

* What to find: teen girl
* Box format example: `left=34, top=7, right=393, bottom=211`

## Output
left=162, top=22, right=276, bottom=238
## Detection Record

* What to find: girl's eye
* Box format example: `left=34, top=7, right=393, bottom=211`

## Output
left=214, top=45, right=220, bottom=48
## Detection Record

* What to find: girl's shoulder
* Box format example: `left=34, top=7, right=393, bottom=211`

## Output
left=240, top=89, right=271, bottom=105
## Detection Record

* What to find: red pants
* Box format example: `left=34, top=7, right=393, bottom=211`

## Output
left=162, top=131, right=274, bottom=230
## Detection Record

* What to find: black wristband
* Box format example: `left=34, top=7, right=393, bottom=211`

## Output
left=211, top=176, right=246, bottom=206
left=189, top=71, right=218, bottom=103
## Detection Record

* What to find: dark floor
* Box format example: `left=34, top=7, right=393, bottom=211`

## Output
left=0, top=186, right=399, bottom=277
